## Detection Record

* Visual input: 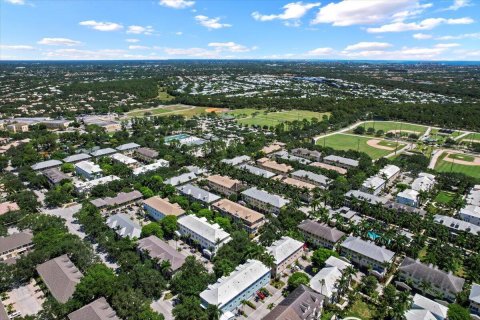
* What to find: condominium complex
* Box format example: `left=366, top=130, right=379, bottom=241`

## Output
left=212, top=199, right=265, bottom=234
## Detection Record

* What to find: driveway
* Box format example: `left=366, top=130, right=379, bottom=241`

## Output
left=151, top=296, right=174, bottom=320
left=245, top=284, right=284, bottom=319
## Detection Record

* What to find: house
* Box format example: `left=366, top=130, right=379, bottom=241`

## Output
left=328, top=207, right=358, bottom=222
left=397, top=257, right=465, bottom=302
left=42, top=168, right=71, bottom=186
left=68, top=297, right=120, bottom=320
left=90, top=191, right=143, bottom=214
left=345, top=190, right=388, bottom=206
left=90, top=147, right=116, bottom=158
left=241, top=187, right=290, bottom=215
left=143, top=196, right=185, bottom=221
left=309, top=256, right=352, bottom=304
left=177, top=184, right=221, bottom=206
left=0, top=201, right=20, bottom=215
left=263, top=284, right=324, bottom=320
left=164, top=172, right=197, bottom=187
left=310, top=162, right=347, bottom=175
left=323, top=155, right=359, bottom=169
left=433, top=214, right=480, bottom=235
left=0, top=231, right=33, bottom=264
left=200, top=259, right=270, bottom=313
left=75, top=160, right=103, bottom=180
left=206, top=175, right=245, bottom=196
left=412, top=173, right=435, bottom=192
left=469, top=283, right=480, bottom=316
left=7, top=122, right=29, bottom=133
left=133, top=159, right=170, bottom=176
left=298, top=220, right=345, bottom=249
left=459, top=205, right=480, bottom=227
left=31, top=159, right=62, bottom=171
left=267, top=236, right=304, bottom=276
left=186, top=165, right=208, bottom=176
left=397, top=189, right=420, bottom=207
left=291, top=170, right=331, bottom=189
left=237, top=164, right=276, bottom=178
left=212, top=199, right=265, bottom=234
left=116, top=142, right=140, bottom=155
left=137, top=235, right=186, bottom=272
left=74, top=175, right=120, bottom=194
left=340, top=236, right=395, bottom=278
left=405, top=294, right=448, bottom=320
left=378, top=164, right=401, bottom=184
left=291, top=148, right=322, bottom=162
left=262, top=142, right=285, bottom=154
left=110, top=153, right=139, bottom=168
left=361, top=176, right=386, bottom=195
left=257, top=157, right=293, bottom=175
left=177, top=215, right=231, bottom=255
left=272, top=150, right=312, bottom=165
left=134, top=147, right=159, bottom=163
left=36, top=254, right=83, bottom=303
left=221, top=155, right=251, bottom=166
left=106, top=213, right=141, bottom=239
left=63, top=153, right=91, bottom=164
left=41, top=119, right=72, bottom=130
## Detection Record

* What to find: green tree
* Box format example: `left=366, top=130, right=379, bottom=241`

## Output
left=287, top=272, right=309, bottom=290
left=73, top=264, right=117, bottom=304
left=447, top=304, right=471, bottom=320
left=160, top=215, right=178, bottom=238
left=142, top=222, right=164, bottom=239
left=311, top=248, right=339, bottom=269
left=360, top=275, right=378, bottom=295
left=61, top=163, right=74, bottom=173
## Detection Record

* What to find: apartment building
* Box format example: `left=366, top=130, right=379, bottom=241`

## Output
left=134, top=147, right=159, bottom=163
left=0, top=231, right=33, bottom=264
left=470, top=283, right=480, bottom=316
left=241, top=187, right=290, bottom=215
left=266, top=236, right=304, bottom=277
left=291, top=170, right=331, bottom=189
left=143, top=196, right=185, bottom=221
left=323, top=155, right=359, bottom=169
left=177, top=184, right=221, bottom=206
left=206, top=174, right=245, bottom=196
left=106, top=213, right=142, bottom=239
left=256, top=157, right=293, bottom=175
left=75, top=160, right=103, bottom=180
left=90, top=190, right=143, bottom=214
left=298, top=220, right=345, bottom=249
left=212, top=199, right=265, bottom=234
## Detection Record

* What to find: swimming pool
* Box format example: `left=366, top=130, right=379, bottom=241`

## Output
left=164, top=133, right=191, bottom=142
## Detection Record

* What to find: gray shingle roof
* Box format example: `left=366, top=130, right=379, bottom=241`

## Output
left=90, top=191, right=142, bottom=209
left=298, top=219, right=345, bottom=243
left=324, top=155, right=359, bottom=167
left=341, top=236, right=395, bottom=263
left=116, top=142, right=140, bottom=151
left=31, top=159, right=63, bottom=171
left=63, top=153, right=91, bottom=163
left=292, top=170, right=330, bottom=186
left=68, top=297, right=120, bottom=320
left=176, top=184, right=221, bottom=204
left=399, top=257, right=465, bottom=294
left=241, top=187, right=290, bottom=208
left=43, top=168, right=71, bottom=184
left=106, top=213, right=141, bottom=239
left=137, top=236, right=186, bottom=271
left=470, top=283, right=480, bottom=304
left=90, top=148, right=116, bottom=157
left=237, top=164, right=276, bottom=178
left=0, top=231, right=33, bottom=254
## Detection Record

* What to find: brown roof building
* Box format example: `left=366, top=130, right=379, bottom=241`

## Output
left=68, top=297, right=120, bottom=320
left=206, top=174, right=245, bottom=196
left=134, top=147, right=159, bottom=163
left=36, top=254, right=83, bottom=303
left=0, top=231, right=33, bottom=264
left=90, top=190, right=143, bottom=213
left=137, top=235, right=186, bottom=272
left=298, top=220, right=345, bottom=250
left=212, top=199, right=265, bottom=234
left=257, top=158, right=293, bottom=175
left=143, top=196, right=185, bottom=221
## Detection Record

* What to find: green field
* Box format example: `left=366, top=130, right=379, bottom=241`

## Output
left=434, top=191, right=455, bottom=204
left=350, top=121, right=428, bottom=136
left=430, top=128, right=462, bottom=138
left=227, top=108, right=330, bottom=128
left=448, top=153, right=475, bottom=162
left=461, top=132, right=480, bottom=144
left=126, top=105, right=212, bottom=118
left=344, top=298, right=376, bottom=319
left=434, top=153, right=480, bottom=179
left=316, top=134, right=404, bottom=159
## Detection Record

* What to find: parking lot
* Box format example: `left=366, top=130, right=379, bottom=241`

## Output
left=166, top=238, right=214, bottom=272
left=1, top=279, right=44, bottom=317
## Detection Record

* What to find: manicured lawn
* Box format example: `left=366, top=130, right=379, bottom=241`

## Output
left=156, top=87, right=175, bottom=102
left=344, top=299, right=377, bottom=319
left=228, top=108, right=330, bottom=128
left=461, top=132, right=480, bottom=143
left=316, top=134, right=404, bottom=159
left=350, top=121, right=428, bottom=136
left=448, top=153, right=475, bottom=162
left=127, top=105, right=213, bottom=118
left=377, top=140, right=399, bottom=148
left=430, top=128, right=462, bottom=138
left=434, top=191, right=455, bottom=204
left=435, top=153, right=480, bottom=179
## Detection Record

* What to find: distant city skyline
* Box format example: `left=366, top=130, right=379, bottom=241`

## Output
left=1, top=0, right=479, bottom=60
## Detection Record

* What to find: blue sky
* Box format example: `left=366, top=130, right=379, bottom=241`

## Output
left=1, top=0, right=479, bottom=60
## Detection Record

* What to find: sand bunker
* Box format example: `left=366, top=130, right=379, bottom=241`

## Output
left=367, top=139, right=395, bottom=151
left=206, top=108, right=228, bottom=113
left=387, top=130, right=421, bottom=135
left=444, top=153, right=480, bottom=166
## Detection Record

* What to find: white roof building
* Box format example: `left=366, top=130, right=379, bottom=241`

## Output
left=266, top=236, right=304, bottom=266
left=74, top=175, right=120, bottom=193
left=133, top=159, right=170, bottom=176
left=405, top=294, right=448, bottom=320
left=106, top=213, right=141, bottom=239
left=237, top=164, right=276, bottom=178
left=397, top=189, right=419, bottom=201
left=116, top=142, right=140, bottom=152
left=309, top=256, right=351, bottom=300
left=378, top=164, right=400, bottom=181
left=110, top=153, right=138, bottom=166
left=177, top=184, right=221, bottom=204
left=165, top=172, right=197, bottom=186
left=242, top=187, right=290, bottom=209
left=221, top=155, right=251, bottom=166
left=412, top=173, right=435, bottom=192
left=466, top=185, right=480, bottom=207
left=200, top=259, right=270, bottom=310
left=361, top=176, right=385, bottom=193
left=31, top=159, right=62, bottom=171
left=75, top=160, right=102, bottom=175
left=178, top=215, right=231, bottom=245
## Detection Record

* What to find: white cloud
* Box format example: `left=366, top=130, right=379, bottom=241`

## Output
left=37, top=38, right=82, bottom=46
left=436, top=32, right=480, bottom=40
left=126, top=38, right=140, bottom=43
left=79, top=20, right=123, bottom=32
left=306, top=47, right=334, bottom=55
left=252, top=2, right=321, bottom=26
left=175, top=32, right=183, bottom=35
left=413, top=33, right=432, bottom=39
left=127, top=25, right=154, bottom=35
left=195, top=15, right=231, bottom=29
left=311, top=0, right=418, bottom=26
left=164, top=47, right=220, bottom=58
left=367, top=17, right=474, bottom=33
left=391, top=3, right=433, bottom=22
left=208, top=42, right=254, bottom=53
left=4, top=0, right=26, bottom=4
left=344, top=42, right=392, bottom=51
left=0, top=44, right=34, bottom=50
left=159, top=0, right=194, bottom=9
left=445, top=0, right=471, bottom=10
left=434, top=43, right=460, bottom=48
left=128, top=45, right=151, bottom=50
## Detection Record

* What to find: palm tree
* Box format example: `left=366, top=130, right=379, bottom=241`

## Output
left=206, top=304, right=221, bottom=320
left=419, top=280, right=432, bottom=296
left=159, top=259, right=172, bottom=278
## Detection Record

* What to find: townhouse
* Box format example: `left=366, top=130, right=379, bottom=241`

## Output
left=291, top=148, right=322, bottom=162
left=397, top=257, right=465, bottom=302
left=177, top=215, right=231, bottom=255
left=470, top=283, right=480, bottom=316
left=115, top=142, right=140, bottom=155
left=63, top=153, right=91, bottom=164
left=298, top=220, right=345, bottom=249
left=212, top=199, right=265, bottom=234
left=164, top=172, right=197, bottom=187
left=134, top=147, right=159, bottom=163
left=361, top=176, right=386, bottom=195
left=310, top=162, right=347, bottom=175
left=133, top=159, right=170, bottom=176
left=143, top=196, right=185, bottom=221
left=272, top=150, right=312, bottom=165
left=200, top=259, right=271, bottom=314
left=220, top=155, right=251, bottom=166
left=340, top=236, right=395, bottom=278
left=397, top=189, right=420, bottom=207
left=90, top=190, right=143, bottom=214
left=241, top=187, right=290, bottom=215
left=74, top=175, right=120, bottom=194
left=433, top=214, right=480, bottom=235
left=31, top=159, right=62, bottom=172
left=176, top=184, right=221, bottom=207
left=266, top=236, right=304, bottom=277
left=323, top=155, right=359, bottom=169
left=0, top=231, right=33, bottom=264
left=137, top=235, right=186, bottom=272
left=256, top=157, right=293, bottom=175
left=237, top=164, right=276, bottom=178
left=309, top=256, right=352, bottom=304
left=291, top=170, right=331, bottom=189
left=110, top=153, right=139, bottom=168
left=411, top=172, right=435, bottom=192
left=42, top=168, right=71, bottom=186
left=75, top=160, right=103, bottom=180
left=68, top=297, right=120, bottom=320
left=378, top=164, right=401, bottom=184
left=106, top=213, right=142, bottom=239
left=459, top=205, right=480, bottom=227
left=405, top=294, right=448, bottom=320
left=206, top=174, right=245, bottom=196
left=90, top=147, right=116, bottom=158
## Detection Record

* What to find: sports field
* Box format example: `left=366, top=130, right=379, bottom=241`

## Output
left=126, top=105, right=214, bottom=118
left=430, top=128, right=462, bottom=138
left=435, top=153, right=480, bottom=179
left=227, top=108, right=330, bottom=128
left=461, top=132, right=480, bottom=144
left=350, top=121, right=428, bottom=136
left=316, top=134, right=404, bottom=159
